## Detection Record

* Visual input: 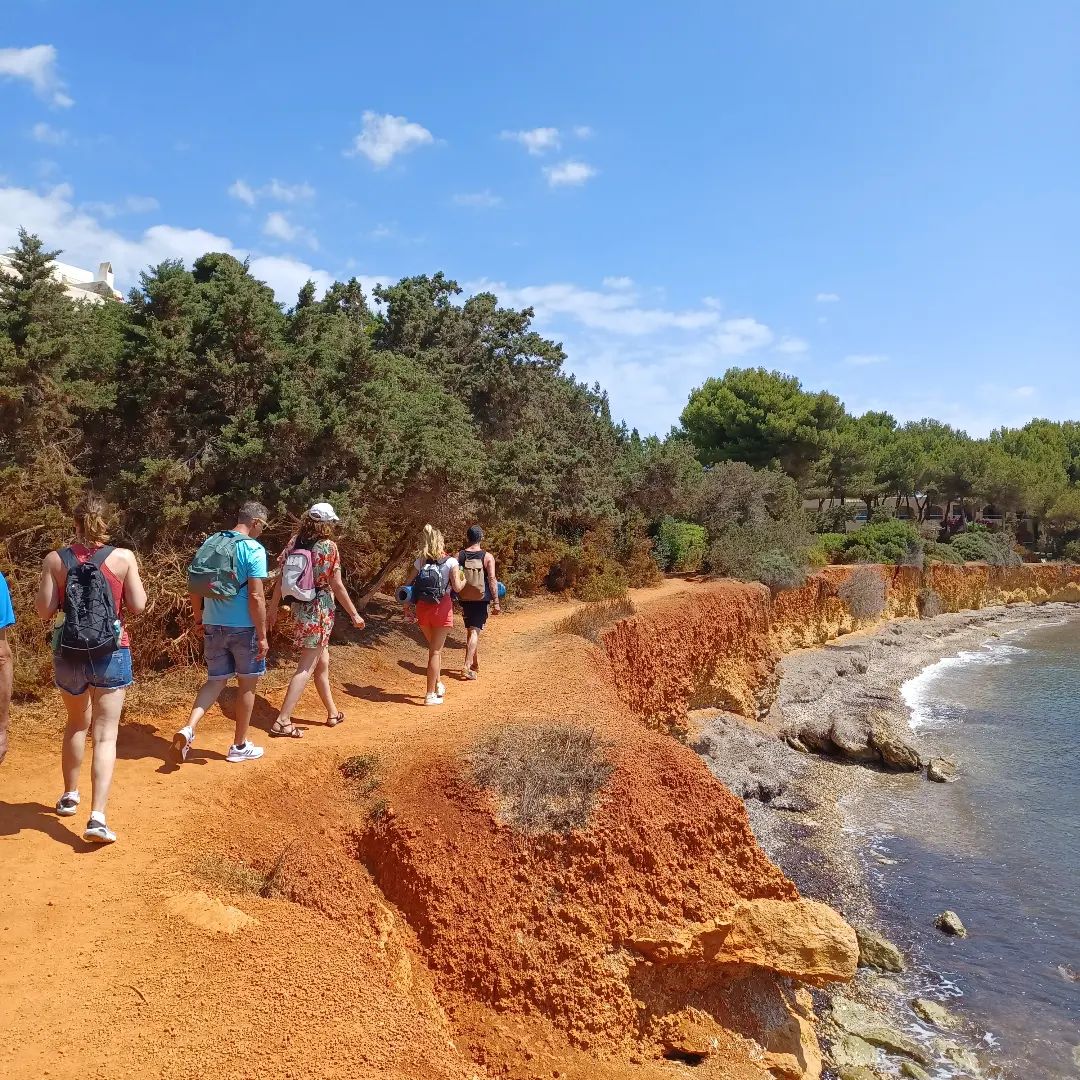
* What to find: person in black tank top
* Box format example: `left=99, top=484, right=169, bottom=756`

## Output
left=458, top=525, right=500, bottom=679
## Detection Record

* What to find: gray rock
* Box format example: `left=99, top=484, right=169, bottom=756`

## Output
left=856, top=927, right=906, bottom=972
left=911, top=997, right=957, bottom=1029
left=831, top=716, right=879, bottom=762
left=1073, top=1043, right=1080, bottom=1070
left=831, top=998, right=931, bottom=1064
left=927, top=757, right=958, bottom=783
left=940, top=1042, right=982, bottom=1074
left=870, top=725, right=922, bottom=771
left=831, top=1033, right=878, bottom=1068
left=935, top=910, right=968, bottom=937
left=838, top=1068, right=883, bottom=1080
left=899, top=1063, right=930, bottom=1080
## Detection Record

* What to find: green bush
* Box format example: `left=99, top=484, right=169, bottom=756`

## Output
left=754, top=549, right=807, bottom=592
left=924, top=541, right=964, bottom=565
left=836, top=521, right=923, bottom=565
left=1063, top=540, right=1080, bottom=562
left=577, top=564, right=629, bottom=602
left=949, top=529, right=1022, bottom=567
left=654, top=517, right=707, bottom=572
left=814, top=504, right=857, bottom=532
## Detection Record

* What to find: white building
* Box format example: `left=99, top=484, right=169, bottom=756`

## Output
left=0, top=251, right=123, bottom=303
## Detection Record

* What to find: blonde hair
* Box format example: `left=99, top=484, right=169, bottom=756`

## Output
left=421, top=524, right=445, bottom=562
left=73, top=493, right=111, bottom=546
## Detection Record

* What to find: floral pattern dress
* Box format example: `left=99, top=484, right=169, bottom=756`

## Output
left=287, top=538, right=339, bottom=649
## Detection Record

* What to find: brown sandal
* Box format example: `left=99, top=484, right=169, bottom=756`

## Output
left=269, top=720, right=304, bottom=738
left=326, top=712, right=345, bottom=728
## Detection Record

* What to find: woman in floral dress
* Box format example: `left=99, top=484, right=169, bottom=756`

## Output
left=267, top=503, right=365, bottom=737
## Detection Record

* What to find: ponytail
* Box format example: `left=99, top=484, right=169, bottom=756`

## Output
left=421, top=524, right=445, bottom=562
left=73, top=492, right=111, bottom=546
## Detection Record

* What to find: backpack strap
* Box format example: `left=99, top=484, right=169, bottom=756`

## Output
left=89, top=545, right=115, bottom=569
left=58, top=547, right=79, bottom=572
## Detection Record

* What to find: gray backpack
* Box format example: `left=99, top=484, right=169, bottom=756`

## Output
left=187, top=532, right=243, bottom=598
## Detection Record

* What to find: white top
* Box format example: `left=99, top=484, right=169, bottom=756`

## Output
left=414, top=555, right=459, bottom=592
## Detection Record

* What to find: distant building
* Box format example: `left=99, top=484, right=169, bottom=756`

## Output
left=0, top=251, right=123, bottom=303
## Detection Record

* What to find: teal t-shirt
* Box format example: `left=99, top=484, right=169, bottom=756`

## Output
left=202, top=534, right=267, bottom=628
left=0, top=571, right=14, bottom=629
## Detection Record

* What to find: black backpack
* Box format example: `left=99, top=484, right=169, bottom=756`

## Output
left=57, top=546, right=120, bottom=658
left=413, top=558, right=446, bottom=604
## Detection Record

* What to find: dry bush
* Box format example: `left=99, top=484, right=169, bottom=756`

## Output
left=556, top=596, right=635, bottom=642
left=340, top=753, right=382, bottom=797
left=917, top=587, right=945, bottom=619
left=838, top=565, right=887, bottom=622
left=193, top=854, right=266, bottom=896
left=467, top=722, right=615, bottom=835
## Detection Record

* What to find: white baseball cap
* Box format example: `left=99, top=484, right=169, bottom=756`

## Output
left=307, top=502, right=340, bottom=523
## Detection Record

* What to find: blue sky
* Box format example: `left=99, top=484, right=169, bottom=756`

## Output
left=2, top=1, right=1078, bottom=435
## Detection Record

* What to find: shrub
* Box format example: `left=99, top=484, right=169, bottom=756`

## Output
left=918, top=520, right=943, bottom=542
left=838, top=565, right=887, bottom=622
left=949, top=529, right=1022, bottom=567
left=557, top=597, right=635, bottom=642
left=808, top=532, right=846, bottom=567
left=467, top=722, right=614, bottom=835
left=577, top=563, right=629, bottom=601
left=917, top=587, right=945, bottom=618
left=924, top=541, right=964, bottom=565
left=754, top=549, right=807, bottom=592
left=868, top=505, right=893, bottom=525
left=814, top=504, right=857, bottom=532
left=654, top=517, right=707, bottom=573
left=1063, top=540, right=1080, bottom=562
left=340, top=753, right=382, bottom=796
left=837, top=521, right=923, bottom=565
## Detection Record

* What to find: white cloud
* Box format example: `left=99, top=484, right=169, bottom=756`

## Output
left=602, top=276, right=634, bottom=290
left=262, top=210, right=317, bottom=250
left=453, top=190, right=503, bottom=208
left=501, top=126, right=561, bottom=155
left=776, top=336, right=809, bottom=355
left=1012, top=385, right=1036, bottom=398
left=346, top=111, right=434, bottom=167
left=544, top=160, right=597, bottom=188
left=0, top=180, right=338, bottom=302
left=31, top=121, right=68, bottom=146
left=714, top=317, right=774, bottom=356
left=82, top=194, right=160, bottom=218
left=573, top=125, right=594, bottom=139
left=228, top=179, right=256, bottom=206
left=0, top=45, right=73, bottom=108
left=816, top=292, right=840, bottom=302
left=845, top=353, right=888, bottom=366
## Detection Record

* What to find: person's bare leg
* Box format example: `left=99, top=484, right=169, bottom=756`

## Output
left=427, top=628, right=449, bottom=695
left=187, top=678, right=226, bottom=733
left=233, top=675, right=260, bottom=747
left=312, top=647, right=338, bottom=718
left=273, top=649, right=320, bottom=727
left=464, top=628, right=479, bottom=674
left=60, top=690, right=92, bottom=794
left=88, top=687, right=125, bottom=817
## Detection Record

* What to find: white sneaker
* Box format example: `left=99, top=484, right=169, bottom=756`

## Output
left=172, top=725, right=194, bottom=763
left=425, top=692, right=444, bottom=706
left=227, top=741, right=265, bottom=763
left=56, top=791, right=80, bottom=817
left=83, top=816, right=117, bottom=844
left=436, top=680, right=446, bottom=697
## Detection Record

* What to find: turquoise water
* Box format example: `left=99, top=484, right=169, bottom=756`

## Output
left=864, top=619, right=1080, bottom=1079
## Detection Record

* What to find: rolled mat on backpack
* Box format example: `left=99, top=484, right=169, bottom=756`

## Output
left=396, top=582, right=507, bottom=604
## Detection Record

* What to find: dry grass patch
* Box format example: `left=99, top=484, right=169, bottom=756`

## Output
left=918, top=587, right=945, bottom=619
left=340, top=753, right=382, bottom=797
left=556, top=596, right=635, bottom=642
left=467, top=722, right=615, bottom=835
left=838, top=565, right=887, bottom=622
left=193, top=854, right=270, bottom=897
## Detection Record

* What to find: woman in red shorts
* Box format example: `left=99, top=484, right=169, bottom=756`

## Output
left=407, top=525, right=465, bottom=706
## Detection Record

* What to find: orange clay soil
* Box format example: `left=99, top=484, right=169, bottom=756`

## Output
left=0, top=575, right=902, bottom=1080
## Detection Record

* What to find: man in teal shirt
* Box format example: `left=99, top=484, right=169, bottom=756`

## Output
left=0, top=570, right=14, bottom=766
left=173, top=502, right=269, bottom=764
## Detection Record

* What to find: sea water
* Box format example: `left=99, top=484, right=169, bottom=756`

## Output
left=856, top=620, right=1080, bottom=1079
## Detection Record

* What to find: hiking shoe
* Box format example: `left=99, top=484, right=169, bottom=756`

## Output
left=56, top=792, right=80, bottom=817
left=425, top=692, right=444, bottom=706
left=83, top=817, right=117, bottom=844
left=172, top=725, right=194, bottom=763
left=436, top=680, right=446, bottom=697
left=226, top=741, right=265, bottom=763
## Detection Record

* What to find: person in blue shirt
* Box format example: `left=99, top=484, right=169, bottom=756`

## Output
left=0, top=570, right=14, bottom=766
left=173, top=502, right=269, bottom=765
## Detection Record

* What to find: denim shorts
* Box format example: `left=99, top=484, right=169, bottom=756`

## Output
left=204, top=625, right=266, bottom=679
left=53, top=646, right=133, bottom=696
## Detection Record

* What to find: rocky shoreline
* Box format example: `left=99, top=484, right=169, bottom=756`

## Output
left=690, top=601, right=1080, bottom=1080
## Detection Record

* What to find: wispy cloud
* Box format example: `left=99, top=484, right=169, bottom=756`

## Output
left=845, top=353, right=888, bottom=366
left=262, top=210, right=318, bottom=250
left=776, top=336, right=809, bottom=355
left=714, top=317, right=774, bottom=356
left=602, top=276, right=633, bottom=290
left=228, top=179, right=256, bottom=206
left=501, top=126, right=561, bottom=155
left=31, top=121, right=68, bottom=146
left=453, top=190, right=503, bottom=208
left=816, top=292, right=840, bottom=303
left=82, top=195, right=160, bottom=218
left=573, top=125, right=594, bottom=139
left=544, top=160, right=597, bottom=188
left=345, top=111, right=434, bottom=167
left=228, top=178, right=314, bottom=206
left=0, top=45, right=73, bottom=108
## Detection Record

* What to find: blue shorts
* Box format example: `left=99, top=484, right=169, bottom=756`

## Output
left=54, top=647, right=133, bottom=696
left=204, top=625, right=266, bottom=679
left=460, top=600, right=490, bottom=631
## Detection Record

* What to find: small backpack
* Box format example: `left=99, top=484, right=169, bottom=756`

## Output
left=280, top=544, right=317, bottom=604
left=57, top=546, right=120, bottom=658
left=413, top=559, right=446, bottom=604
left=459, top=550, right=486, bottom=601
left=187, top=532, right=242, bottom=598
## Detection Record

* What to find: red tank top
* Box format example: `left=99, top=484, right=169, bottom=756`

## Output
left=67, top=543, right=130, bottom=647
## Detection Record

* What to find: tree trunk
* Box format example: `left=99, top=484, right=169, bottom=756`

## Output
left=357, top=532, right=414, bottom=610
